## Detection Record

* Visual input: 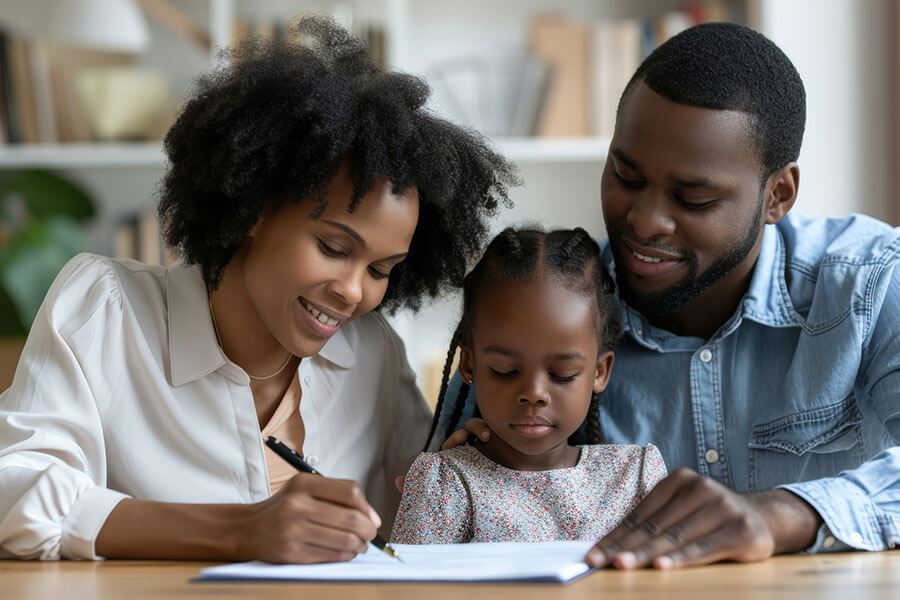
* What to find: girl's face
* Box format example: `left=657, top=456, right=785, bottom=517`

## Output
left=239, top=163, right=419, bottom=359
left=459, top=276, right=614, bottom=470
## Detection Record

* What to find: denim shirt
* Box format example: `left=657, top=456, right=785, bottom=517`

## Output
left=440, top=213, right=900, bottom=553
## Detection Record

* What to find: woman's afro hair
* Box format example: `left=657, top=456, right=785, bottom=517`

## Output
left=158, top=15, right=518, bottom=313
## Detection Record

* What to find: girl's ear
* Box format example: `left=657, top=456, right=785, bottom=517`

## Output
left=592, top=350, right=615, bottom=395
left=459, top=345, right=475, bottom=386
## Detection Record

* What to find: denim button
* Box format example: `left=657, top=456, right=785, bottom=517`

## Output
left=823, top=536, right=836, bottom=549
left=699, top=349, right=713, bottom=363
left=705, top=448, right=719, bottom=464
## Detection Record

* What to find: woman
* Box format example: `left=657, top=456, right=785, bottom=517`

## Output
left=0, top=17, right=516, bottom=562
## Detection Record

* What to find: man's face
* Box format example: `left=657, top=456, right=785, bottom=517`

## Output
left=601, top=83, right=767, bottom=316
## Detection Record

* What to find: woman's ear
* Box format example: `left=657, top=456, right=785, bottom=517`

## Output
left=459, top=346, right=475, bottom=386
left=592, top=350, right=615, bottom=395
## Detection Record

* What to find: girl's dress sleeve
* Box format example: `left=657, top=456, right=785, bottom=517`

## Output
left=389, top=451, right=471, bottom=544
left=638, top=443, right=668, bottom=498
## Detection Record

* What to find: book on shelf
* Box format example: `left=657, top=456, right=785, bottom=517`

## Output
left=0, top=27, right=135, bottom=146
left=529, top=0, right=743, bottom=141
left=529, top=15, right=591, bottom=137
left=113, top=208, right=176, bottom=266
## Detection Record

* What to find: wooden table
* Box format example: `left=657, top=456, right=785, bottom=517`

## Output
left=2, top=552, right=898, bottom=599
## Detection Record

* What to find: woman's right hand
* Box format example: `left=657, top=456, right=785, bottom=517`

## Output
left=240, top=473, right=382, bottom=564
left=440, top=418, right=491, bottom=450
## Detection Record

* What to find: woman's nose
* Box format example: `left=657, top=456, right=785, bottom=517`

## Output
left=327, top=268, right=364, bottom=307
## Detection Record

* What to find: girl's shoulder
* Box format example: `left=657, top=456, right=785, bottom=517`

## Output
left=408, top=445, right=491, bottom=477
left=578, top=443, right=665, bottom=469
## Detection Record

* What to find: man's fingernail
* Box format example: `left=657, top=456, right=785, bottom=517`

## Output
left=480, top=432, right=489, bottom=440
left=614, top=552, right=636, bottom=569
left=586, top=549, right=606, bottom=567
left=655, top=556, right=674, bottom=570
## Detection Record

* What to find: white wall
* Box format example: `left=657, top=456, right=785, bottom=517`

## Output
left=759, top=0, right=894, bottom=221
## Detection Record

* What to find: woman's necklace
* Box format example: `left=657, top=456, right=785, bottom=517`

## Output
left=208, top=295, right=294, bottom=381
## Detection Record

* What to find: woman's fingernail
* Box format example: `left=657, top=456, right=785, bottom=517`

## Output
left=480, top=432, right=489, bottom=440
left=655, top=556, right=674, bottom=570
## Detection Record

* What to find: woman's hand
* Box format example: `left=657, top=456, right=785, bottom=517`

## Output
left=239, top=473, right=382, bottom=564
left=440, top=418, right=491, bottom=450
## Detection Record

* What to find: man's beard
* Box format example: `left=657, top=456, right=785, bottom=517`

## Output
left=611, top=198, right=763, bottom=317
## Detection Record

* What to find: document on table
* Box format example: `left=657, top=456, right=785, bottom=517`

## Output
left=197, top=540, right=596, bottom=584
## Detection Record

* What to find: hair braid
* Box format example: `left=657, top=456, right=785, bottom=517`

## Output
left=423, top=325, right=461, bottom=451
left=585, top=393, right=603, bottom=444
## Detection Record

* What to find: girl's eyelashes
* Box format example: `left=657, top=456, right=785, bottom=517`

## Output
left=485, top=367, right=581, bottom=383
left=488, top=367, right=518, bottom=379
left=550, top=372, right=580, bottom=384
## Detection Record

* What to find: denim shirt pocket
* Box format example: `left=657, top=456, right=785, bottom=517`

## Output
left=747, top=396, right=865, bottom=492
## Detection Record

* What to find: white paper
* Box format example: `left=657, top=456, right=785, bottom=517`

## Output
left=198, top=540, right=596, bottom=584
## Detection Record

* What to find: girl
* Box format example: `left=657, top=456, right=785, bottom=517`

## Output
left=391, top=227, right=665, bottom=544
left=0, top=17, right=516, bottom=562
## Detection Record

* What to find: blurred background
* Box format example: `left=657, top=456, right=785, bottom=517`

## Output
left=0, top=0, right=897, bottom=405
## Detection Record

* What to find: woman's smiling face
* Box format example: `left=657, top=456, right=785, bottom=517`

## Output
left=241, top=162, right=419, bottom=358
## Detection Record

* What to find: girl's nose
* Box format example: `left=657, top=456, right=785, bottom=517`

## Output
left=516, top=377, right=550, bottom=406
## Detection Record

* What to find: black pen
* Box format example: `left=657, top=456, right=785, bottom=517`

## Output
left=264, top=436, right=404, bottom=563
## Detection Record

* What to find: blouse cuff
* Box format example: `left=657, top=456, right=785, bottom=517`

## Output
left=60, top=487, right=130, bottom=560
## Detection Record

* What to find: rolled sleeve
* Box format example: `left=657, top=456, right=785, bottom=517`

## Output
left=61, top=486, right=129, bottom=560
left=779, top=447, right=900, bottom=553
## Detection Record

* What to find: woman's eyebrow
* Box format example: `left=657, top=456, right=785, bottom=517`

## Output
left=322, top=220, right=366, bottom=247
left=321, top=219, right=409, bottom=261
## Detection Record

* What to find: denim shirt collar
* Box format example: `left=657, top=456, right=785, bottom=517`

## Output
left=603, top=224, right=803, bottom=352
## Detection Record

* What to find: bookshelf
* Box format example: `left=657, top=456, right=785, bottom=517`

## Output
left=3, top=0, right=893, bottom=403
left=0, top=142, right=165, bottom=168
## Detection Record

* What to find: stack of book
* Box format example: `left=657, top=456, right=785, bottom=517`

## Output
left=529, top=0, right=739, bottom=138
left=0, top=28, right=138, bottom=145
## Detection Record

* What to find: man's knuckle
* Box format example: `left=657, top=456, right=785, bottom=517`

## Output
left=640, top=519, right=661, bottom=537
left=664, top=526, right=685, bottom=546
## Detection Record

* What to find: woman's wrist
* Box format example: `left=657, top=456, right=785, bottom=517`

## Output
left=96, top=498, right=256, bottom=561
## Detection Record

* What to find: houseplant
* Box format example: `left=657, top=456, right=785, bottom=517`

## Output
left=0, top=169, right=95, bottom=339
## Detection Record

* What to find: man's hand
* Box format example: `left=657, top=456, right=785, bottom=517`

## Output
left=440, top=418, right=491, bottom=450
left=585, top=468, right=822, bottom=570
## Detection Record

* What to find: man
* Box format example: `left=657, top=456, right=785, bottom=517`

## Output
left=442, top=22, right=900, bottom=568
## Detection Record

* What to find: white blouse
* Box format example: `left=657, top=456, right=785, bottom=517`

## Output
left=0, top=254, right=432, bottom=560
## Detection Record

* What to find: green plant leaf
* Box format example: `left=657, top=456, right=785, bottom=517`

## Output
left=0, top=218, right=85, bottom=331
left=0, top=170, right=95, bottom=221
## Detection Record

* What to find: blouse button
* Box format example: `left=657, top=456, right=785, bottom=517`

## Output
left=303, top=375, right=312, bottom=387
left=306, top=455, right=319, bottom=466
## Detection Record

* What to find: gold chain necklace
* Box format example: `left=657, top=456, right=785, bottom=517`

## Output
left=208, top=295, right=294, bottom=381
